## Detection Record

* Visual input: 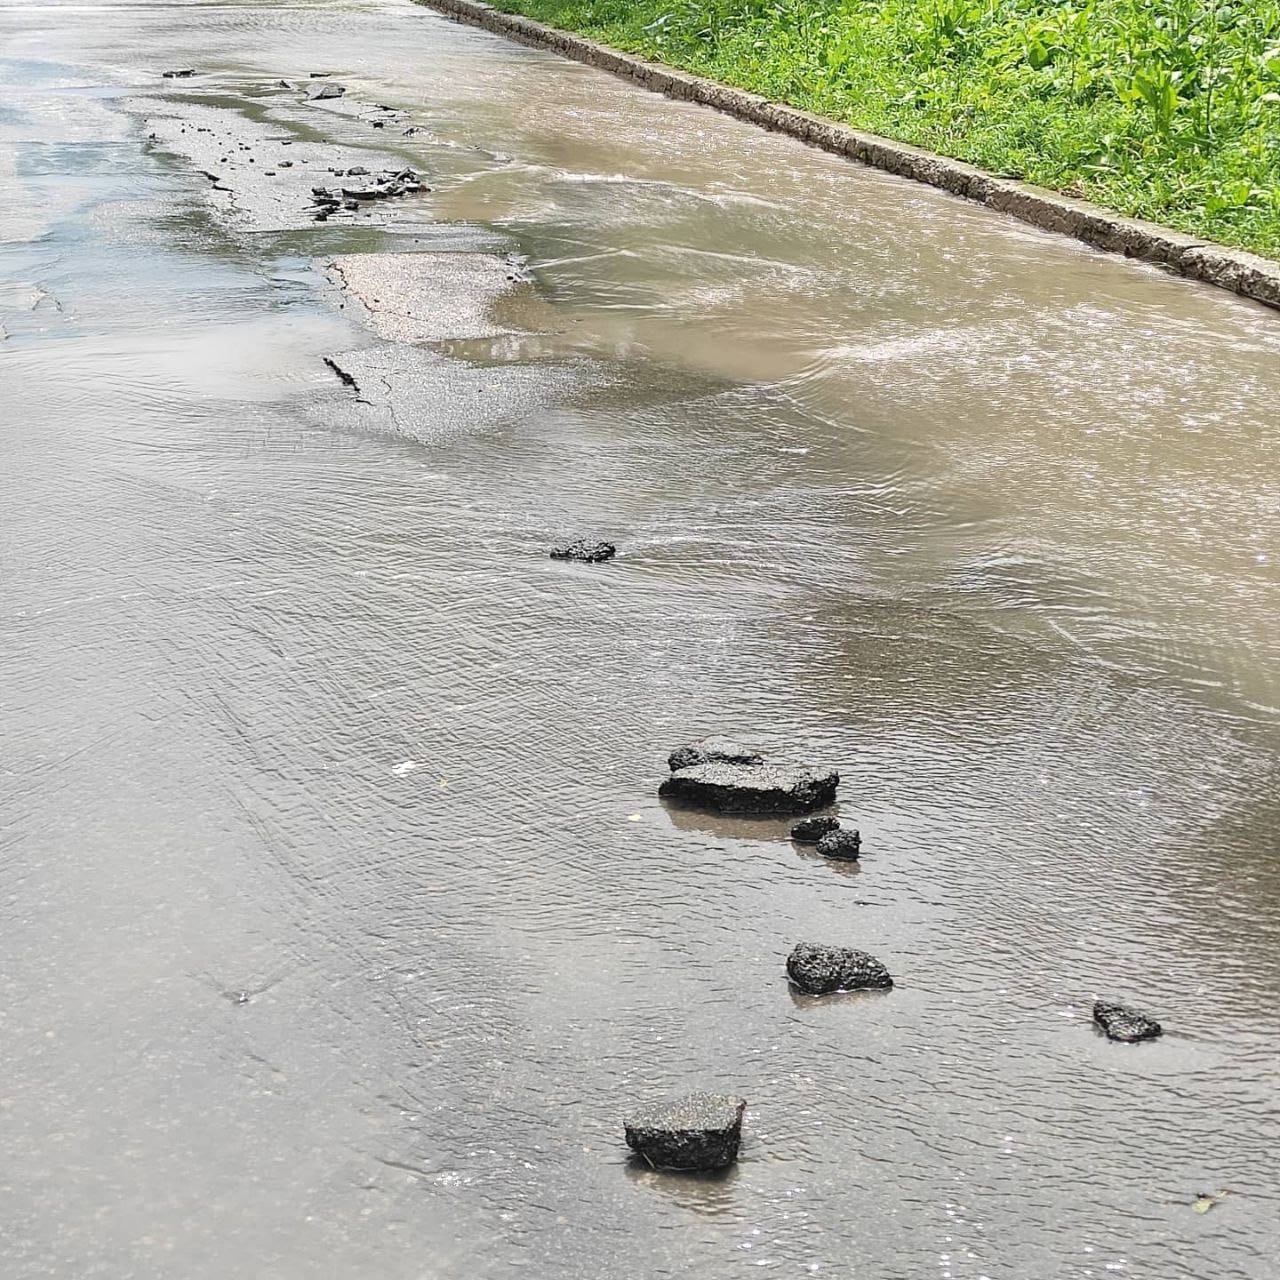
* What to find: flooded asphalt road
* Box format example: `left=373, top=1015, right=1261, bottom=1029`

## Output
left=2, top=2, right=1279, bottom=1276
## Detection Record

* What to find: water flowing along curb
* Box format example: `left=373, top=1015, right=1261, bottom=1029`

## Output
left=417, top=0, right=1280, bottom=312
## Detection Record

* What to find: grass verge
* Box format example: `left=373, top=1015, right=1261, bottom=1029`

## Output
left=478, top=0, right=1280, bottom=258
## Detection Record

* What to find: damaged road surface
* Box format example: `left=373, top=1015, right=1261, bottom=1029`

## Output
left=1, top=2, right=1279, bottom=1279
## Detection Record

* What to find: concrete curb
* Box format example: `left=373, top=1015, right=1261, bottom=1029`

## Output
left=417, top=0, right=1280, bottom=312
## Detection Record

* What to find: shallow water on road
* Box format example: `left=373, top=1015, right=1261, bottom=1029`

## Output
left=1, top=3, right=1278, bottom=1278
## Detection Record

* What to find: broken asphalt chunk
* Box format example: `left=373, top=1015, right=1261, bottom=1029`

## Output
left=660, top=761, right=839, bottom=815
left=790, top=815, right=841, bottom=843
left=624, top=1093, right=746, bottom=1171
left=550, top=539, right=616, bottom=563
left=667, top=737, right=764, bottom=772
left=787, top=943, right=892, bottom=995
left=1094, top=1001, right=1163, bottom=1043
left=815, top=828, right=861, bottom=860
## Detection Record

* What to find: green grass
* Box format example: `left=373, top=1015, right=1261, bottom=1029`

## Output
left=480, top=0, right=1280, bottom=257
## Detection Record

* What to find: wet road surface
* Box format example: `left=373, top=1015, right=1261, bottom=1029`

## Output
left=1, top=2, right=1279, bottom=1277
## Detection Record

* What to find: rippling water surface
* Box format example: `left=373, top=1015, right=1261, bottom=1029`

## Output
left=1, top=3, right=1278, bottom=1277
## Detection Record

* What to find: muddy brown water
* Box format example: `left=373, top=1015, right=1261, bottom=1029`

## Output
left=2, top=2, right=1279, bottom=1277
